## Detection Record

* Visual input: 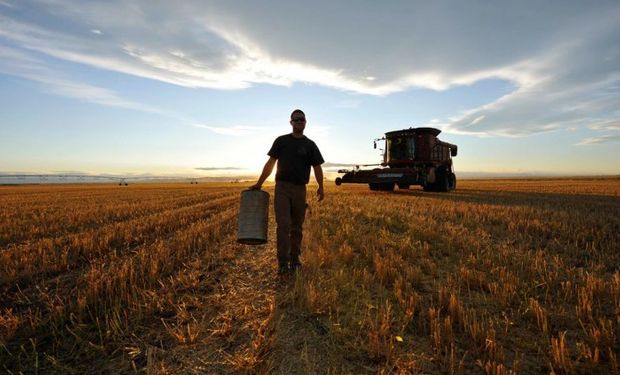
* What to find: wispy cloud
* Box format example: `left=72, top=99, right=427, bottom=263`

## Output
left=195, top=166, right=244, bottom=171
left=321, top=162, right=371, bottom=171
left=322, top=162, right=358, bottom=168
left=192, top=124, right=266, bottom=136
left=470, top=115, right=485, bottom=125
left=589, top=119, right=620, bottom=131
left=51, top=170, right=90, bottom=175
left=439, top=33, right=620, bottom=136
left=334, top=99, right=362, bottom=109
left=0, top=1, right=618, bottom=137
left=0, top=45, right=163, bottom=113
left=577, top=135, right=620, bottom=145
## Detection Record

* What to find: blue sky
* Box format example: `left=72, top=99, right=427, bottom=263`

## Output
left=1, top=0, right=619, bottom=178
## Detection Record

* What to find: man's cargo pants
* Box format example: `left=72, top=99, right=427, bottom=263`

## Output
left=274, top=181, right=306, bottom=267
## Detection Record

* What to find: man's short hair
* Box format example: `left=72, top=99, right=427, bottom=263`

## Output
left=290, top=109, right=305, bottom=119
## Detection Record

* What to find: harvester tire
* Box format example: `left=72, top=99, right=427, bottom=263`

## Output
left=335, top=177, right=342, bottom=186
left=449, top=173, right=457, bottom=191
left=435, top=167, right=450, bottom=192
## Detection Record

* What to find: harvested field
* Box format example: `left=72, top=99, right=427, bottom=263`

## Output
left=1, top=178, right=619, bottom=374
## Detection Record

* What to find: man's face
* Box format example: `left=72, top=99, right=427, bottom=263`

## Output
left=290, top=114, right=306, bottom=133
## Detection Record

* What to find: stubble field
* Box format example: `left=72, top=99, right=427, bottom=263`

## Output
left=1, top=178, right=619, bottom=374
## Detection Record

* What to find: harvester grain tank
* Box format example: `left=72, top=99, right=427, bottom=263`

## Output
left=335, top=127, right=457, bottom=192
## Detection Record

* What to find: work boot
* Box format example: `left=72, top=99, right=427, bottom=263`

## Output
left=290, top=262, right=302, bottom=272
left=278, top=265, right=289, bottom=275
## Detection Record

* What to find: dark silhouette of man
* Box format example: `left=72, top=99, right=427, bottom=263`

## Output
left=250, top=109, right=324, bottom=274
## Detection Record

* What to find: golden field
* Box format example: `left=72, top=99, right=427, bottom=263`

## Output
left=0, top=178, right=618, bottom=374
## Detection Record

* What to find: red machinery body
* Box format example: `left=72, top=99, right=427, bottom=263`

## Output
left=335, top=127, right=458, bottom=192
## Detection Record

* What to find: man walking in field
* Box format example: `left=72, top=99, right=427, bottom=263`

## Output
left=250, top=109, right=325, bottom=275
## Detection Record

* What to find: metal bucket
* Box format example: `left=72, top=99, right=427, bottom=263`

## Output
left=237, top=189, right=270, bottom=245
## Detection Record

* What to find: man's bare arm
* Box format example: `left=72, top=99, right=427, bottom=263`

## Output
left=250, top=157, right=277, bottom=189
left=313, top=164, right=324, bottom=201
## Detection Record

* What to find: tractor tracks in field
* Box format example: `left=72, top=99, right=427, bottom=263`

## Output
left=0, top=190, right=234, bottom=250
left=0, top=203, right=240, bottom=364
left=0, top=193, right=239, bottom=287
left=162, top=238, right=279, bottom=373
left=158, top=212, right=333, bottom=374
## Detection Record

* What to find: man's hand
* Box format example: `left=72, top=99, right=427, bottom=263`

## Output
left=249, top=183, right=261, bottom=190
left=316, top=186, right=324, bottom=202
left=313, top=164, right=325, bottom=202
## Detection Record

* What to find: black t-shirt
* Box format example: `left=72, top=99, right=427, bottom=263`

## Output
left=268, top=134, right=324, bottom=185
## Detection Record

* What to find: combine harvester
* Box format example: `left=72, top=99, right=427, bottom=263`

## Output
left=335, top=127, right=457, bottom=192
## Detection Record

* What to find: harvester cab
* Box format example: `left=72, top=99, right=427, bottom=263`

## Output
left=335, top=127, right=457, bottom=192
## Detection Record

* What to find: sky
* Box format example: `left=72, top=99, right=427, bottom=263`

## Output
left=1, top=0, right=619, bottom=178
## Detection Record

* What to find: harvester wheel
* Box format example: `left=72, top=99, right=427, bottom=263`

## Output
left=449, top=173, right=457, bottom=191
left=436, top=168, right=450, bottom=192
left=335, top=177, right=342, bottom=186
